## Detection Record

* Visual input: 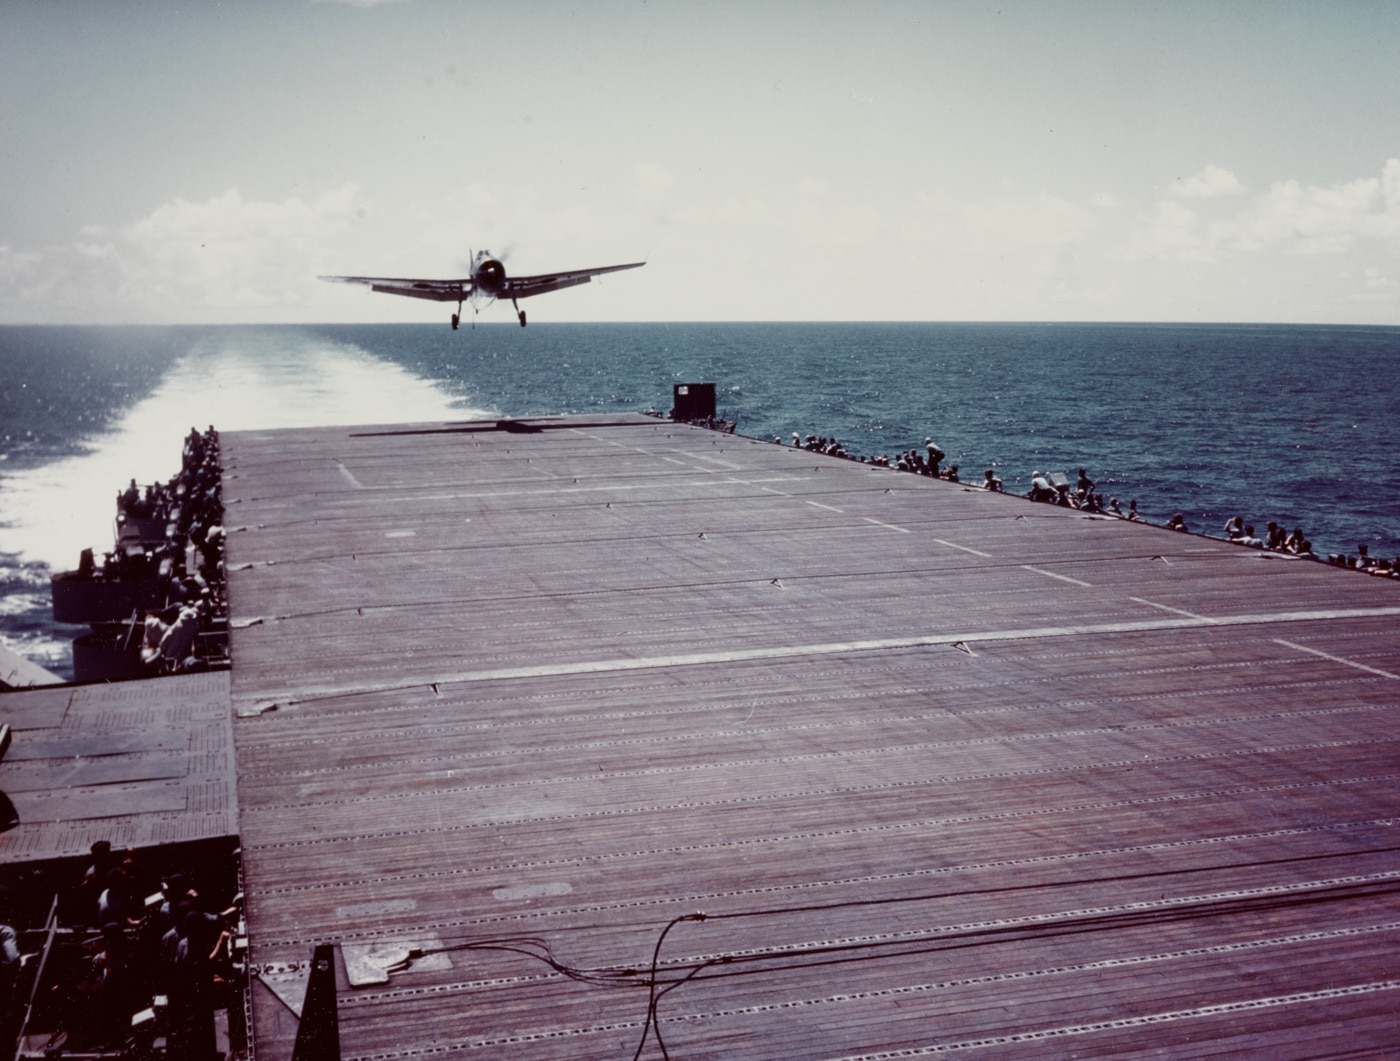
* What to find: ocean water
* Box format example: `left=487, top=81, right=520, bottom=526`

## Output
left=2, top=321, right=1398, bottom=679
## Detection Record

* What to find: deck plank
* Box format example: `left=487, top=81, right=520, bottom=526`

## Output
left=223, top=416, right=1400, bottom=1059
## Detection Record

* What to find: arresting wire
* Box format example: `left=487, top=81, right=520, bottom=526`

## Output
left=378, top=845, right=1400, bottom=1059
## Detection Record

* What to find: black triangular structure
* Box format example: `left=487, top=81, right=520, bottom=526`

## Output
left=292, top=943, right=340, bottom=1061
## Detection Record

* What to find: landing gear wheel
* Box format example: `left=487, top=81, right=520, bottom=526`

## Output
left=451, top=313, right=460, bottom=331
left=518, top=309, right=527, bottom=328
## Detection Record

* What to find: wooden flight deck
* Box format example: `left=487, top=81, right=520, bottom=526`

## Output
left=209, top=414, right=1400, bottom=1059
left=0, top=671, right=236, bottom=862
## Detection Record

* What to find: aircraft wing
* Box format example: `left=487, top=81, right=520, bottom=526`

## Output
left=502, top=261, right=646, bottom=300
left=318, top=276, right=473, bottom=302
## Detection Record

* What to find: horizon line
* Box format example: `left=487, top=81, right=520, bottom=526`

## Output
left=2, top=319, right=1399, bottom=330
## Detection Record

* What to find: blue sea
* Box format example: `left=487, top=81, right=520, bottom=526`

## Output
left=2, top=321, right=1399, bottom=679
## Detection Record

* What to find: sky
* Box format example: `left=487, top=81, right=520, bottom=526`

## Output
left=2, top=0, right=1399, bottom=325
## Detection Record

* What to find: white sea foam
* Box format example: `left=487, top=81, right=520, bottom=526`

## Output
left=0, top=329, right=489, bottom=572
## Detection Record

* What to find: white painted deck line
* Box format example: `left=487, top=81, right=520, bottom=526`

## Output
left=1273, top=638, right=1400, bottom=680
left=253, top=604, right=1400, bottom=708
left=1023, top=565, right=1094, bottom=587
left=1130, top=596, right=1219, bottom=622
left=932, top=537, right=994, bottom=558
left=863, top=517, right=912, bottom=534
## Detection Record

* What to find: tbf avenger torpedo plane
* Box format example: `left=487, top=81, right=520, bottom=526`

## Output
left=319, top=250, right=645, bottom=330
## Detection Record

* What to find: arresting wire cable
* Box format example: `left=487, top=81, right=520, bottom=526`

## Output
left=629, top=875, right=1400, bottom=1059
left=367, top=843, right=1400, bottom=1059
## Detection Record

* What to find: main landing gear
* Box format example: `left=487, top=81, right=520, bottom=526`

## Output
left=447, top=300, right=524, bottom=330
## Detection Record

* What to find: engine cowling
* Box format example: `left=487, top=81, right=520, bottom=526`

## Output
left=475, top=258, right=506, bottom=297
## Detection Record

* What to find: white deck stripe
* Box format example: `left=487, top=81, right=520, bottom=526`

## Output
left=333, top=460, right=364, bottom=489
left=932, top=538, right=992, bottom=557
left=265, top=605, right=1400, bottom=706
left=863, top=517, right=911, bottom=534
left=684, top=452, right=743, bottom=469
left=1130, top=597, right=1218, bottom=622
left=1023, top=565, right=1093, bottom=587
left=408, top=475, right=808, bottom=503
left=1273, top=639, right=1400, bottom=680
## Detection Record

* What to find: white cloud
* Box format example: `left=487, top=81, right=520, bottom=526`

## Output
left=0, top=244, right=56, bottom=312
left=0, top=245, right=42, bottom=278
left=1385, top=158, right=1400, bottom=213
left=1168, top=164, right=1245, bottom=199
left=1122, top=199, right=1211, bottom=262
left=32, top=186, right=364, bottom=321
left=1342, top=266, right=1400, bottom=304
left=1231, top=165, right=1400, bottom=255
left=121, top=186, right=364, bottom=304
left=1125, top=158, right=1400, bottom=264
left=4, top=159, right=1398, bottom=325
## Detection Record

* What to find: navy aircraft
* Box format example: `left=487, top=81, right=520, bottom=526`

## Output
left=320, top=249, right=645, bottom=329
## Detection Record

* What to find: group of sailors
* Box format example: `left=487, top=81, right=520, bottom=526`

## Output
left=782, top=432, right=1139, bottom=515
left=2, top=840, right=243, bottom=1056
left=1215, top=518, right=1398, bottom=574
left=778, top=429, right=1396, bottom=572
left=1223, top=516, right=1313, bottom=555
left=787, top=433, right=963, bottom=481
left=114, top=427, right=229, bottom=675
left=1328, top=543, right=1400, bottom=576
left=1025, top=467, right=1138, bottom=518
